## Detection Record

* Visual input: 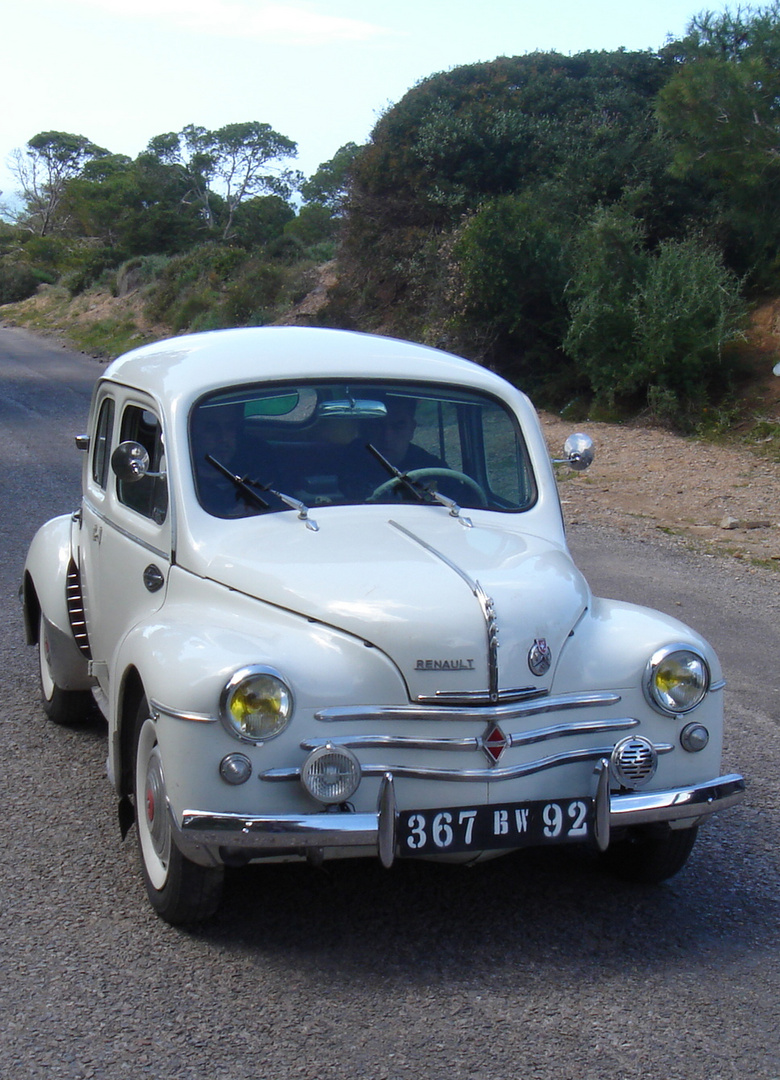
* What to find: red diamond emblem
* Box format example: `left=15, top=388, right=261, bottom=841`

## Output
left=482, top=723, right=508, bottom=765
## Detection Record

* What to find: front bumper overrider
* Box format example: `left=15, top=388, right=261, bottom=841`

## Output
left=175, top=771, right=746, bottom=869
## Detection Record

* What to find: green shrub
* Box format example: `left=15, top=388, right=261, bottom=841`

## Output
left=60, top=246, right=122, bottom=296
left=565, top=210, right=747, bottom=414
left=115, top=255, right=171, bottom=296
left=144, top=245, right=249, bottom=328
left=221, top=264, right=285, bottom=325
left=0, top=261, right=55, bottom=304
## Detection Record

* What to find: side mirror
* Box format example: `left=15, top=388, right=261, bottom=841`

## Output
left=554, top=433, right=594, bottom=472
left=111, top=441, right=150, bottom=483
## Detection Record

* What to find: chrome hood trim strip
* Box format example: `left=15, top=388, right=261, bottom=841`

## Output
left=389, top=519, right=502, bottom=701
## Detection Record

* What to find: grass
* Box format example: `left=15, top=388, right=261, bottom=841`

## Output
left=1, top=284, right=160, bottom=359
left=741, top=418, right=780, bottom=462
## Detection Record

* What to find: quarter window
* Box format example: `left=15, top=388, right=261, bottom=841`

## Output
left=91, top=398, right=115, bottom=489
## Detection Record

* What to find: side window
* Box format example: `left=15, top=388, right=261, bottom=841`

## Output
left=91, top=398, right=115, bottom=489
left=117, top=405, right=168, bottom=524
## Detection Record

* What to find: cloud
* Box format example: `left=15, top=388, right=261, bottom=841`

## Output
left=72, top=0, right=396, bottom=44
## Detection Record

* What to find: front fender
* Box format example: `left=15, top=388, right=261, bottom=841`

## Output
left=108, top=568, right=410, bottom=795
left=553, top=596, right=722, bottom=694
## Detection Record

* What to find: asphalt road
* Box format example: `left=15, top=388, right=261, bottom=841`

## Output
left=1, top=325, right=777, bottom=1080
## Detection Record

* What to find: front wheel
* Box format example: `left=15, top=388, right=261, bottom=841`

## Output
left=38, top=613, right=93, bottom=725
left=600, top=825, right=698, bottom=884
left=134, top=699, right=224, bottom=924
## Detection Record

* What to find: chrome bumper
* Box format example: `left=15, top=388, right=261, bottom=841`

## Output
left=175, top=772, right=746, bottom=868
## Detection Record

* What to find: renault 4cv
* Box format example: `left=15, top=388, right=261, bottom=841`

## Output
left=22, top=327, right=745, bottom=923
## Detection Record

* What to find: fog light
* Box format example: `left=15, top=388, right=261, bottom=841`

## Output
left=219, top=753, right=252, bottom=785
left=611, top=736, right=658, bottom=789
left=300, top=744, right=361, bottom=805
left=681, top=723, right=710, bottom=753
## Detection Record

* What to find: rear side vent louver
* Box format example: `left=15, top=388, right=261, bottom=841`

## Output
left=66, top=559, right=92, bottom=659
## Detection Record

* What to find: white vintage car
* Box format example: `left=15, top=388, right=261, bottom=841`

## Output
left=23, top=327, right=745, bottom=923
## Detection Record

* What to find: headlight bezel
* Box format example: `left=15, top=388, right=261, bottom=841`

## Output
left=219, top=665, right=293, bottom=744
left=644, top=644, right=710, bottom=717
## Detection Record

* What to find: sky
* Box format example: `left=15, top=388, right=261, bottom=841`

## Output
left=1, top=0, right=722, bottom=212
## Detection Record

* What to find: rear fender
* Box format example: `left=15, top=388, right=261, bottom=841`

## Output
left=23, top=513, right=92, bottom=691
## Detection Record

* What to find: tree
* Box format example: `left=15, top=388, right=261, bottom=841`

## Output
left=210, top=122, right=298, bottom=239
left=63, top=152, right=205, bottom=256
left=145, top=122, right=298, bottom=240
left=656, top=3, right=780, bottom=278
left=338, top=50, right=676, bottom=352
left=231, top=195, right=295, bottom=249
left=11, top=131, right=109, bottom=235
left=301, top=142, right=362, bottom=212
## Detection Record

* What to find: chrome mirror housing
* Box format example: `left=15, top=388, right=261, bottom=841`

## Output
left=111, top=441, right=151, bottom=482
left=553, top=432, right=594, bottom=472
left=564, top=433, right=594, bottom=471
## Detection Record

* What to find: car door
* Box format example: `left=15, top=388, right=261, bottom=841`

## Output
left=79, top=387, right=171, bottom=695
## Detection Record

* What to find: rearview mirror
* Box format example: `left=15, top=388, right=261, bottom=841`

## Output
left=317, top=399, right=388, bottom=420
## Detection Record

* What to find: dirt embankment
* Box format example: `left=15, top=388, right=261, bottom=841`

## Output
left=541, top=412, right=780, bottom=565
left=540, top=297, right=780, bottom=566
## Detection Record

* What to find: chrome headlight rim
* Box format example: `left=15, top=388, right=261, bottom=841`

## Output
left=219, top=665, right=293, bottom=744
left=644, top=644, right=710, bottom=717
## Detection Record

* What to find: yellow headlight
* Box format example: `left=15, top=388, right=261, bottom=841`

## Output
left=646, top=647, right=709, bottom=715
left=220, top=667, right=293, bottom=742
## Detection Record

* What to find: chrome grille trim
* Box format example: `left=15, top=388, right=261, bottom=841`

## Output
left=315, top=690, right=622, bottom=724
left=259, top=741, right=674, bottom=784
left=66, top=559, right=92, bottom=659
left=417, top=686, right=544, bottom=705
left=300, top=717, right=639, bottom=754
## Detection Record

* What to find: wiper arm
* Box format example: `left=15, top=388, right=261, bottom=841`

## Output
left=205, top=455, right=270, bottom=510
left=265, top=488, right=319, bottom=532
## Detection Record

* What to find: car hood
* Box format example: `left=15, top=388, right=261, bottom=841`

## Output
left=188, top=509, right=590, bottom=700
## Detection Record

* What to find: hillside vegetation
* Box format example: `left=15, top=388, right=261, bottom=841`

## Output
left=2, top=4, right=780, bottom=439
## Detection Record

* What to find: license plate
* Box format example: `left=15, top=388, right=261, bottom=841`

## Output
left=399, top=797, right=593, bottom=856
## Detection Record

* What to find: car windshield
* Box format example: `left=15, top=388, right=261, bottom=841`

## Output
left=189, top=380, right=537, bottom=518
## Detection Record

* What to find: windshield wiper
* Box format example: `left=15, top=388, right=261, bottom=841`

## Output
left=205, top=455, right=270, bottom=511
left=205, top=455, right=318, bottom=530
left=365, top=444, right=434, bottom=503
left=366, top=444, right=472, bottom=526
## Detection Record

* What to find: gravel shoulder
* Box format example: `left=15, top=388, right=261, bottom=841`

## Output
left=541, top=412, right=780, bottom=567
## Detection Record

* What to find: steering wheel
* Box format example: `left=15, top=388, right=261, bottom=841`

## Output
left=368, top=467, right=488, bottom=506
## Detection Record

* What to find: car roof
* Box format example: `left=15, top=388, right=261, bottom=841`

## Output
left=101, top=327, right=507, bottom=406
